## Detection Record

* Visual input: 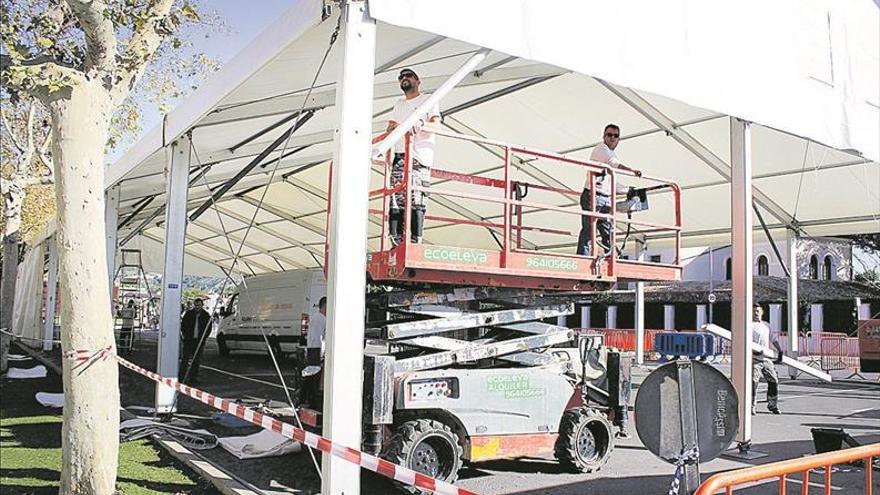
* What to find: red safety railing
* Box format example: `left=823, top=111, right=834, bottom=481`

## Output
left=695, top=443, right=879, bottom=495
left=337, top=128, right=681, bottom=277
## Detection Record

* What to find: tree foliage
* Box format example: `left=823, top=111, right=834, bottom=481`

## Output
left=1, top=1, right=225, bottom=492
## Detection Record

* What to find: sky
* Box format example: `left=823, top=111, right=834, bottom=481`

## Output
left=110, top=0, right=294, bottom=161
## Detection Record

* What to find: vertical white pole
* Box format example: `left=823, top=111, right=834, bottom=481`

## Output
left=42, top=235, right=59, bottom=351
left=606, top=305, right=617, bottom=329
left=787, top=229, right=799, bottom=359
left=105, top=185, right=120, bottom=299
left=730, top=117, right=753, bottom=445
left=322, top=2, right=375, bottom=494
left=635, top=238, right=646, bottom=364
left=155, top=135, right=191, bottom=414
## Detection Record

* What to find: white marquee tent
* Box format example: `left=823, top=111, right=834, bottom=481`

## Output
left=106, top=0, right=879, bottom=279
left=22, top=1, right=877, bottom=492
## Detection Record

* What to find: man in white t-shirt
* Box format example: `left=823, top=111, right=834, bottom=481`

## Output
left=751, top=304, right=782, bottom=414
left=576, top=124, right=642, bottom=256
left=306, top=296, right=327, bottom=365
left=386, top=68, right=442, bottom=246
left=303, top=296, right=327, bottom=406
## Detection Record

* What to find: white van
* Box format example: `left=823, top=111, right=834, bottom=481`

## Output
left=216, top=269, right=326, bottom=359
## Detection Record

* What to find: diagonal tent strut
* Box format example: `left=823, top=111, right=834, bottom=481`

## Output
left=597, top=80, right=800, bottom=232
left=189, top=109, right=316, bottom=222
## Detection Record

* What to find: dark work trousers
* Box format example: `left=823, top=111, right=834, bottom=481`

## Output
left=576, top=189, right=612, bottom=256
left=180, top=339, right=202, bottom=382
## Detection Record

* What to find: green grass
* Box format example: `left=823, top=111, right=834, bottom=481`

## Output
left=1, top=413, right=202, bottom=494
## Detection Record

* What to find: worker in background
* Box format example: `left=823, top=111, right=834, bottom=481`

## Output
left=576, top=124, right=642, bottom=256
left=302, top=296, right=327, bottom=406
left=385, top=68, right=442, bottom=246
left=180, top=298, right=211, bottom=384
left=117, top=299, right=136, bottom=353
left=752, top=303, right=782, bottom=414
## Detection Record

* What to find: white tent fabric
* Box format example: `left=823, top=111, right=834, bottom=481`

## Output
left=371, top=0, right=879, bottom=162
left=105, top=0, right=879, bottom=277
left=12, top=244, right=45, bottom=348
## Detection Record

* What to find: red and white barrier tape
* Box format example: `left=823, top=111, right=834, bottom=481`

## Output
left=114, top=356, right=480, bottom=495
left=65, top=345, right=115, bottom=374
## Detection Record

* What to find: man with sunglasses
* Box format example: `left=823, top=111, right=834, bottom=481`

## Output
left=576, top=124, right=642, bottom=256
left=385, top=68, right=442, bottom=245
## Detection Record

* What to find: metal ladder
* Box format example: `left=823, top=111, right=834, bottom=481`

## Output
left=112, top=249, right=153, bottom=353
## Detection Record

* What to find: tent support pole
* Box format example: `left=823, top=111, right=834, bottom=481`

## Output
left=730, top=117, right=754, bottom=447
left=42, top=235, right=59, bottom=352
left=634, top=235, right=646, bottom=365
left=105, top=185, right=120, bottom=298
left=155, top=134, right=191, bottom=414
left=120, top=164, right=213, bottom=247
left=753, top=202, right=790, bottom=277
left=322, top=2, right=375, bottom=494
left=787, top=229, right=799, bottom=378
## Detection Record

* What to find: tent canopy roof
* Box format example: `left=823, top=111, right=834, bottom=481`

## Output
left=109, top=0, right=879, bottom=278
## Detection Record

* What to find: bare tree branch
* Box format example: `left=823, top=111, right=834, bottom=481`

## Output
left=64, top=0, right=117, bottom=75
left=24, top=101, right=36, bottom=172
left=38, top=131, right=54, bottom=178
left=111, top=0, right=175, bottom=103
left=0, top=109, right=26, bottom=154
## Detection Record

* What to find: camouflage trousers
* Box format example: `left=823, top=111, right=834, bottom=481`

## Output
left=389, top=153, right=431, bottom=211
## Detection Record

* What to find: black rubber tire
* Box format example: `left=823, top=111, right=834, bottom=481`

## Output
left=384, top=419, right=463, bottom=494
left=216, top=333, right=230, bottom=358
left=554, top=408, right=614, bottom=473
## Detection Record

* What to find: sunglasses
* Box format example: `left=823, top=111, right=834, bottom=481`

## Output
left=398, top=72, right=416, bottom=81
left=605, top=133, right=620, bottom=138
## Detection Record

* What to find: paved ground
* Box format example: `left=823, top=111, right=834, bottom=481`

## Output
left=32, top=331, right=880, bottom=494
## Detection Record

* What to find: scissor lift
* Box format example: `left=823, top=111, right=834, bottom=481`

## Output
left=311, top=129, right=680, bottom=491
left=300, top=286, right=629, bottom=491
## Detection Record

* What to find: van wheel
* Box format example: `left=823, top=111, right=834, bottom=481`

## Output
left=384, top=419, right=463, bottom=494
left=217, top=334, right=230, bottom=358
left=555, top=408, right=614, bottom=473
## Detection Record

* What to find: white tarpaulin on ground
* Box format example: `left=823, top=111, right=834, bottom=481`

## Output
left=12, top=244, right=45, bottom=348
left=371, top=0, right=879, bottom=162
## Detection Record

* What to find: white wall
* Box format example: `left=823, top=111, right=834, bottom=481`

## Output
left=643, top=237, right=853, bottom=282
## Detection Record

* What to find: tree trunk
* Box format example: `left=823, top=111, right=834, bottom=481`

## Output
left=50, top=82, right=119, bottom=495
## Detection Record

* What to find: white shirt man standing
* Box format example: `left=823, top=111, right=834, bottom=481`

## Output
left=385, top=68, right=442, bottom=246
left=303, top=296, right=327, bottom=406
left=306, top=296, right=327, bottom=365
left=751, top=304, right=782, bottom=414
left=576, top=124, right=642, bottom=256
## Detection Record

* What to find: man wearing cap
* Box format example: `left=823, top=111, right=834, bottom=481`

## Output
left=385, top=68, right=442, bottom=245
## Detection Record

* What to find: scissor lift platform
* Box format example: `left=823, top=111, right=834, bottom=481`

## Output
left=349, top=128, right=683, bottom=291
left=368, top=242, right=681, bottom=291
